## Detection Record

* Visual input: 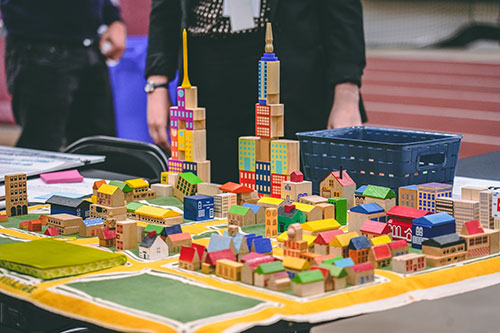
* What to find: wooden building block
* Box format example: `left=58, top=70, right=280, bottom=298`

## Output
left=266, top=61, right=280, bottom=96
left=160, top=172, right=169, bottom=184
left=5, top=173, right=28, bottom=217
left=197, top=183, right=222, bottom=196
left=239, top=137, right=261, bottom=171
left=461, top=186, right=487, bottom=201
left=196, top=160, right=211, bottom=183
left=257, top=138, right=271, bottom=162
left=300, top=195, right=328, bottom=205
left=116, top=221, right=138, bottom=251
left=265, top=208, right=278, bottom=238
left=270, top=140, right=299, bottom=176
left=184, top=86, right=198, bottom=109
left=168, top=173, right=179, bottom=187
left=270, top=114, right=284, bottom=138
left=151, top=184, right=173, bottom=197
left=190, top=129, right=206, bottom=162
left=316, top=203, right=335, bottom=219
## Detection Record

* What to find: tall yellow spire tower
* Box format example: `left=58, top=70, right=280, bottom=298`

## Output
left=181, top=29, right=192, bottom=89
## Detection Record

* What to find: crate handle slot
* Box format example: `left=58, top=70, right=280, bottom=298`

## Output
left=417, top=151, right=446, bottom=170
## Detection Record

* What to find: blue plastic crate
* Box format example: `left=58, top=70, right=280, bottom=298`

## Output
left=296, top=126, right=463, bottom=194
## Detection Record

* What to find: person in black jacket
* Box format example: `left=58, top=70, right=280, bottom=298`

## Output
left=145, top=0, right=366, bottom=183
left=1, top=0, right=126, bottom=151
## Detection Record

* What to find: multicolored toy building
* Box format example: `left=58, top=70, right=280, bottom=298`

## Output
left=238, top=23, right=300, bottom=198
left=167, top=30, right=211, bottom=183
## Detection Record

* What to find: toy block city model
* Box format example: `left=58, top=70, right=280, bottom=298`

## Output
left=278, top=204, right=306, bottom=233
left=319, top=168, right=356, bottom=209
left=453, top=199, right=480, bottom=233
left=151, top=183, right=173, bottom=197
left=313, top=230, right=344, bottom=255
left=139, top=230, right=169, bottom=260
left=127, top=203, right=182, bottom=226
left=392, top=253, right=426, bottom=274
left=417, top=182, right=453, bottom=213
left=398, top=185, right=418, bottom=208
left=328, top=198, right=347, bottom=226
left=421, top=234, right=466, bottom=267
left=479, top=190, right=494, bottom=229
left=168, top=30, right=211, bottom=183
left=329, top=232, right=360, bottom=258
left=46, top=213, right=84, bottom=235
left=47, top=195, right=91, bottom=219
left=98, top=226, right=116, bottom=247
left=386, top=206, right=431, bottom=243
left=360, top=220, right=392, bottom=240
left=214, top=193, right=237, bottom=218
left=219, top=182, right=257, bottom=205
left=123, top=178, right=156, bottom=202
left=4, top=173, right=28, bottom=217
left=227, top=205, right=256, bottom=226
left=89, top=184, right=127, bottom=226
left=411, top=212, right=456, bottom=249
left=361, top=185, right=396, bottom=212
left=116, top=220, right=138, bottom=251
left=174, top=172, right=204, bottom=202
left=348, top=203, right=386, bottom=233
left=265, top=207, right=278, bottom=238
left=79, top=217, right=104, bottom=237
left=184, top=195, right=214, bottom=221
left=460, top=220, right=499, bottom=259
left=238, top=23, right=300, bottom=199
left=179, top=243, right=206, bottom=271
left=368, top=244, right=392, bottom=268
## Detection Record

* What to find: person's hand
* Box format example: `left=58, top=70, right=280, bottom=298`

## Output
left=327, top=83, right=362, bottom=129
left=100, top=21, right=127, bottom=61
left=147, top=76, right=171, bottom=152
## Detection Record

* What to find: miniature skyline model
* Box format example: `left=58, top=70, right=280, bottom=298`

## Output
left=167, top=29, right=211, bottom=182
left=238, top=23, right=299, bottom=198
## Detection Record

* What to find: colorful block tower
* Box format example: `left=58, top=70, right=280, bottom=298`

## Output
left=238, top=23, right=299, bottom=198
left=168, top=30, right=211, bottom=182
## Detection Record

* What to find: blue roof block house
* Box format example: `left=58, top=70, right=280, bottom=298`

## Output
left=184, top=195, right=214, bottom=221
left=412, top=212, right=456, bottom=249
left=348, top=236, right=372, bottom=264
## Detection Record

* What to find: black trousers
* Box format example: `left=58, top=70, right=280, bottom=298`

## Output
left=5, top=37, right=116, bottom=151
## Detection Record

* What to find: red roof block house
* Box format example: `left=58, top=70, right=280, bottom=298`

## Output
left=460, top=220, right=496, bottom=259
left=368, top=244, right=392, bottom=268
left=179, top=243, right=206, bottom=271
left=166, top=232, right=192, bottom=254
left=387, top=206, right=430, bottom=243
left=388, top=239, right=409, bottom=257
left=319, top=170, right=356, bottom=209
left=360, top=220, right=392, bottom=240
left=346, top=262, right=375, bottom=285
left=202, top=248, right=236, bottom=274
left=313, top=230, right=344, bottom=255
left=219, top=182, right=258, bottom=205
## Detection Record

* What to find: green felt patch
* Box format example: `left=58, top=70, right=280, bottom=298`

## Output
left=0, top=214, right=41, bottom=229
left=68, top=273, right=262, bottom=323
left=146, top=196, right=184, bottom=211
left=240, top=223, right=266, bottom=236
left=0, top=239, right=126, bottom=279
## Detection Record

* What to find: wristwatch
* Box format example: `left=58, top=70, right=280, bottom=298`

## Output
left=144, top=81, right=169, bottom=93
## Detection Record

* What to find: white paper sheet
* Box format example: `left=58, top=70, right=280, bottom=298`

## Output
left=0, top=146, right=104, bottom=182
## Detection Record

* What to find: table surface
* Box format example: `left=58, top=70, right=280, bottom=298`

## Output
left=0, top=151, right=499, bottom=333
